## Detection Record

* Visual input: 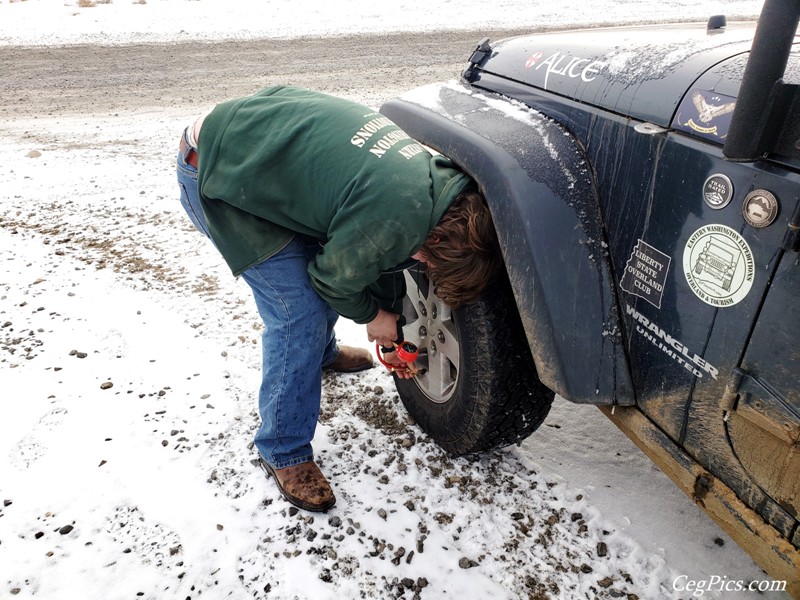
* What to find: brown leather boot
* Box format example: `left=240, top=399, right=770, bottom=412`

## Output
left=259, top=458, right=336, bottom=512
left=323, top=345, right=373, bottom=373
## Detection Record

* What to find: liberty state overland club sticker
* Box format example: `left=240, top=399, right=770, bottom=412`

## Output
left=620, top=240, right=671, bottom=308
left=683, top=224, right=754, bottom=307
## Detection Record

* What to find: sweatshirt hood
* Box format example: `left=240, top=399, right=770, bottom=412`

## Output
left=428, top=155, right=473, bottom=230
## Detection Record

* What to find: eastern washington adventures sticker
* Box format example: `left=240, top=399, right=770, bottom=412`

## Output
left=683, top=224, right=754, bottom=307
left=620, top=239, right=671, bottom=308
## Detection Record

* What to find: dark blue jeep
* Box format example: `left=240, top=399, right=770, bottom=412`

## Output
left=381, top=0, right=800, bottom=590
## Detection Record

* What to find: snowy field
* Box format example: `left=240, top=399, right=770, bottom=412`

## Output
left=1, top=1, right=790, bottom=600
left=0, top=0, right=765, bottom=46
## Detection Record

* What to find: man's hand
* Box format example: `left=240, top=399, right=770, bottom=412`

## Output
left=381, top=350, right=417, bottom=379
left=367, top=309, right=400, bottom=348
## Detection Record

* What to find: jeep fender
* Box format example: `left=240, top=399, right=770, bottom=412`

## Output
left=381, top=81, right=634, bottom=405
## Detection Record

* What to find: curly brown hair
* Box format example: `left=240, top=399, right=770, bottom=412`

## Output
left=419, top=190, right=502, bottom=307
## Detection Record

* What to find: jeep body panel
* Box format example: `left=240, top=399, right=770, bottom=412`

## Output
left=382, top=82, right=634, bottom=405
left=476, top=22, right=757, bottom=126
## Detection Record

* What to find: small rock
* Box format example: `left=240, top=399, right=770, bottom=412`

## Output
left=58, top=525, right=74, bottom=535
left=580, top=564, right=593, bottom=574
left=26, top=150, right=42, bottom=158
left=377, top=508, right=387, bottom=520
left=161, top=440, right=169, bottom=447
left=570, top=512, right=583, bottom=522
left=374, top=386, right=384, bottom=395
left=328, top=516, right=341, bottom=528
left=713, top=537, right=724, bottom=547
left=10, top=588, right=21, bottom=595
left=401, top=578, right=414, bottom=589
left=216, top=524, right=224, bottom=531
left=100, top=382, right=113, bottom=390
left=417, top=577, right=428, bottom=588
left=598, top=576, right=614, bottom=588
left=288, top=507, right=299, bottom=517
left=306, top=529, right=317, bottom=542
left=3, top=500, right=11, bottom=507
left=597, top=541, right=608, bottom=557
left=34, top=532, right=44, bottom=539
left=458, top=557, right=477, bottom=569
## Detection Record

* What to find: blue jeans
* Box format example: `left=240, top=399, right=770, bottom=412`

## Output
left=176, top=132, right=339, bottom=469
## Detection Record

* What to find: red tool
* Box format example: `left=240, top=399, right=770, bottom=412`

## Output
left=376, top=315, right=420, bottom=374
left=376, top=340, right=420, bottom=372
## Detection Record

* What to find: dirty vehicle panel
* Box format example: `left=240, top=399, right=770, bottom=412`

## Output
left=381, top=3, right=800, bottom=592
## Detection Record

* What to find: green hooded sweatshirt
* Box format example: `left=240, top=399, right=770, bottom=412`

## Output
left=197, top=86, right=471, bottom=324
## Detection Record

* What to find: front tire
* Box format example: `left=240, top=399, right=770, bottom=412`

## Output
left=394, top=268, right=554, bottom=455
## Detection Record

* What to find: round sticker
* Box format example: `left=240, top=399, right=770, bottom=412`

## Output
left=683, top=224, right=754, bottom=307
left=702, top=174, right=733, bottom=209
left=742, top=189, right=779, bottom=228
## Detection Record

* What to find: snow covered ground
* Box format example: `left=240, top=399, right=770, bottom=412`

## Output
left=0, top=0, right=765, bottom=47
left=1, top=1, right=790, bottom=599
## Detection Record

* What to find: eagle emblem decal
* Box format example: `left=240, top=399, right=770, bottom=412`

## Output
left=691, top=92, right=736, bottom=124
left=673, top=89, right=737, bottom=140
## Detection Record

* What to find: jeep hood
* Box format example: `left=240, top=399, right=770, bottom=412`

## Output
left=476, top=22, right=761, bottom=126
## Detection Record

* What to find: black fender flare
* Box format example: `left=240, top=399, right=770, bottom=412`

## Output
left=381, top=81, right=634, bottom=405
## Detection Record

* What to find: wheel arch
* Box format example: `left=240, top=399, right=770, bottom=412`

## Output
left=381, top=81, right=634, bottom=405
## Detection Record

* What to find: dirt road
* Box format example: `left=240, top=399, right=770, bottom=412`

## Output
left=0, top=29, right=533, bottom=117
